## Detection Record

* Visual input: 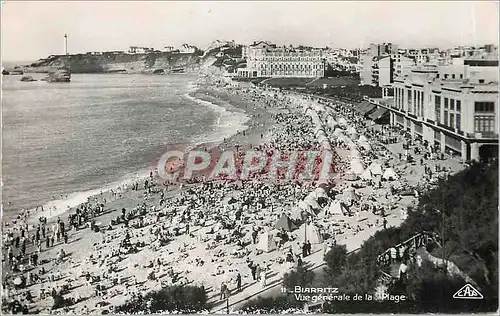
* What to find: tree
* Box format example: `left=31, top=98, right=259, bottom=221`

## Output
left=321, top=161, right=498, bottom=313
left=241, top=295, right=303, bottom=313
left=283, top=264, right=315, bottom=290
left=115, top=285, right=208, bottom=313
left=323, top=244, right=348, bottom=284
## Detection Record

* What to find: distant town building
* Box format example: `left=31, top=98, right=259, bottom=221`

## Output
left=162, top=46, right=177, bottom=53
left=237, top=41, right=325, bottom=78
left=323, top=48, right=359, bottom=73
left=360, top=43, right=418, bottom=86
left=370, top=43, right=399, bottom=56
left=367, top=48, right=499, bottom=161
left=390, top=53, right=418, bottom=80
left=179, top=44, right=197, bottom=54
left=358, top=43, right=495, bottom=87
left=128, top=46, right=155, bottom=54
left=106, top=51, right=126, bottom=55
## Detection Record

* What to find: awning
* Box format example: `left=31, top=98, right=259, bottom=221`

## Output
left=369, top=107, right=389, bottom=120
left=355, top=101, right=377, bottom=116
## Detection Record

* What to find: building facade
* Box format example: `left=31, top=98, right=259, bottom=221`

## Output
left=128, top=46, right=155, bottom=54
left=361, top=43, right=415, bottom=86
left=368, top=54, right=498, bottom=161
left=238, top=41, right=325, bottom=78
left=179, top=44, right=197, bottom=54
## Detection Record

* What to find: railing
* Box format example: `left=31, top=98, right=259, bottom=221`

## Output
left=376, top=231, right=437, bottom=267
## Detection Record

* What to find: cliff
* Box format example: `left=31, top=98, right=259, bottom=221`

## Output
left=22, top=52, right=204, bottom=74
left=20, top=43, right=244, bottom=75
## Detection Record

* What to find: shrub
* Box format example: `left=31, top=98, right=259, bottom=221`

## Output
left=115, top=285, right=207, bottom=313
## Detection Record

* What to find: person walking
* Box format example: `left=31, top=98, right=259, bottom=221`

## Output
left=224, top=286, right=231, bottom=301
left=260, top=270, right=266, bottom=287
left=236, top=272, right=242, bottom=292
left=306, top=240, right=312, bottom=256
left=220, top=282, right=226, bottom=300
left=252, top=230, right=258, bottom=244
left=255, top=264, right=261, bottom=281
left=249, top=263, right=257, bottom=281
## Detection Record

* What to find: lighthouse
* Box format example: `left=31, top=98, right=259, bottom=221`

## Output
left=64, top=34, right=68, bottom=55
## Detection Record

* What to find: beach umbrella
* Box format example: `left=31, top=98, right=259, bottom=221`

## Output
left=327, top=201, right=349, bottom=216
left=383, top=168, right=399, bottom=181
left=298, top=200, right=311, bottom=211
left=256, top=231, right=277, bottom=253
left=289, top=207, right=305, bottom=221
left=358, top=135, right=369, bottom=143
left=327, top=117, right=338, bottom=129
left=350, top=159, right=365, bottom=175
left=351, top=149, right=362, bottom=159
left=360, top=169, right=374, bottom=181
left=321, top=141, right=332, bottom=151
left=333, top=129, right=343, bottom=138
left=304, top=194, right=320, bottom=210
left=369, top=163, right=383, bottom=175
left=314, top=187, right=328, bottom=199
left=275, top=214, right=297, bottom=232
left=338, top=117, right=348, bottom=127
left=343, top=187, right=360, bottom=201
left=296, top=223, right=323, bottom=244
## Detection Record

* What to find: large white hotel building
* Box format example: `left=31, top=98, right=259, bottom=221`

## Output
left=365, top=51, right=498, bottom=161
left=237, top=41, right=325, bottom=78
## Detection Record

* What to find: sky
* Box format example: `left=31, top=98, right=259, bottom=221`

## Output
left=1, top=1, right=499, bottom=61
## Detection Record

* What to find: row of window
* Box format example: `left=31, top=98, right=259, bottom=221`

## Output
left=411, top=90, right=424, bottom=117
left=395, top=85, right=496, bottom=134
left=442, top=97, right=462, bottom=130
left=251, top=58, right=323, bottom=63
left=259, top=64, right=324, bottom=70
left=443, top=111, right=461, bottom=130
left=394, top=87, right=405, bottom=110
left=444, top=98, right=462, bottom=112
left=251, top=54, right=322, bottom=60
left=474, top=116, right=495, bottom=133
left=475, top=102, right=495, bottom=113
left=260, top=71, right=323, bottom=76
left=437, top=73, right=464, bottom=79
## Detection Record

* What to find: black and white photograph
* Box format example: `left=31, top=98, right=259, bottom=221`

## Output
left=1, top=1, right=499, bottom=314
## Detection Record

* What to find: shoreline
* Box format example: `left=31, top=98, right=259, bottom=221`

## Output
left=3, top=81, right=256, bottom=229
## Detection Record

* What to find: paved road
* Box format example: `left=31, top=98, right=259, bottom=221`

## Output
left=215, top=248, right=361, bottom=312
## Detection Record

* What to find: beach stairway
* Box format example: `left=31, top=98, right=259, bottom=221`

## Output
left=375, top=231, right=437, bottom=284
left=375, top=231, right=477, bottom=290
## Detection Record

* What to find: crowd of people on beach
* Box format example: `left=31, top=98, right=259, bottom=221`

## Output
left=1, top=75, right=465, bottom=314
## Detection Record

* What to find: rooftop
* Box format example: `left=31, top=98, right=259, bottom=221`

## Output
left=434, top=79, right=498, bottom=92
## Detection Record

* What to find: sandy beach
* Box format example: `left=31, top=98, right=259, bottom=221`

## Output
left=1, top=76, right=466, bottom=314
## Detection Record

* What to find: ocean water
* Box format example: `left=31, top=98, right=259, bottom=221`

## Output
left=1, top=73, right=248, bottom=220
